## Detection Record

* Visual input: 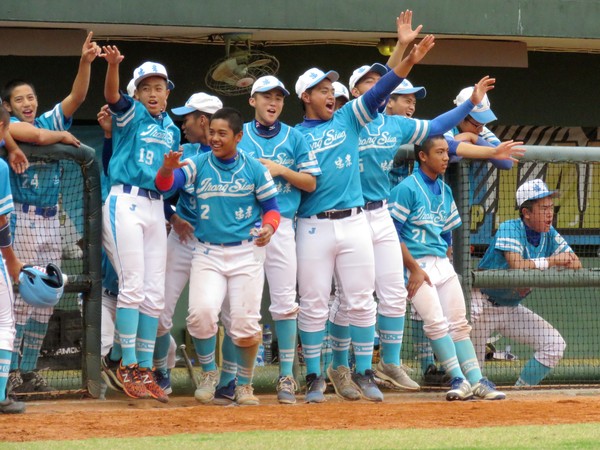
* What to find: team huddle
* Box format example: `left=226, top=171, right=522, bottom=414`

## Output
left=0, top=11, right=582, bottom=412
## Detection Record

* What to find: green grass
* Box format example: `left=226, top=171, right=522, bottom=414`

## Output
left=2, top=424, right=600, bottom=449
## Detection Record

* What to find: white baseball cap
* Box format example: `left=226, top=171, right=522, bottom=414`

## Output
left=454, top=86, right=496, bottom=124
left=391, top=79, right=427, bottom=99
left=126, top=78, right=136, bottom=97
left=133, top=61, right=175, bottom=90
left=349, top=63, right=388, bottom=90
left=516, top=179, right=558, bottom=208
left=332, top=82, right=349, bottom=100
left=251, top=76, right=290, bottom=96
left=295, top=68, right=339, bottom=99
left=171, top=93, right=223, bottom=116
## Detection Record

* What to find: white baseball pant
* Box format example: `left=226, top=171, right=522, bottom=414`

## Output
left=0, top=268, right=15, bottom=351
left=297, top=212, right=376, bottom=332
left=470, top=289, right=565, bottom=368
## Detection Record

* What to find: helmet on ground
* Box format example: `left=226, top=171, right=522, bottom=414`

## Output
left=19, top=263, right=66, bottom=308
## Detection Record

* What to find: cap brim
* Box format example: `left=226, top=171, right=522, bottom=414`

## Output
left=391, top=87, right=427, bottom=99
left=171, top=106, right=195, bottom=116
left=518, top=190, right=559, bottom=207
left=369, top=63, right=389, bottom=77
left=306, top=70, right=340, bottom=91
left=470, top=109, right=497, bottom=124
left=253, top=86, right=290, bottom=96
left=135, top=74, right=174, bottom=91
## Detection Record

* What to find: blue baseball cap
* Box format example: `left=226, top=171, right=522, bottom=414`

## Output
left=295, top=68, right=340, bottom=98
left=251, top=76, right=290, bottom=96
left=349, top=63, right=388, bottom=90
left=516, top=179, right=558, bottom=207
left=391, top=79, right=427, bottom=99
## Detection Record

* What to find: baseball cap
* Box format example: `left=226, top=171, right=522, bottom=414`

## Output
left=349, top=63, right=388, bottom=90
left=332, top=82, right=349, bottom=100
left=171, top=93, right=223, bottom=116
left=126, top=78, right=136, bottom=97
left=251, top=76, right=290, bottom=96
left=516, top=179, right=558, bottom=208
left=133, top=61, right=175, bottom=90
left=295, top=68, right=339, bottom=99
left=454, top=86, right=496, bottom=124
left=391, top=79, right=427, bottom=99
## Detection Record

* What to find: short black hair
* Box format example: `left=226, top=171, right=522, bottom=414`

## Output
left=413, top=135, right=446, bottom=164
left=2, top=79, right=35, bottom=103
left=210, top=107, right=243, bottom=134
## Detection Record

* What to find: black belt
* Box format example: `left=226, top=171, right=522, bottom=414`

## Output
left=364, top=200, right=384, bottom=211
left=104, top=289, right=118, bottom=298
left=21, top=204, right=58, bottom=218
left=199, top=238, right=253, bottom=247
left=123, top=184, right=161, bottom=200
left=315, top=208, right=362, bottom=220
left=486, top=298, right=502, bottom=307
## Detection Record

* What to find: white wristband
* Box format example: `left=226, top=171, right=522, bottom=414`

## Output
left=532, top=258, right=549, bottom=270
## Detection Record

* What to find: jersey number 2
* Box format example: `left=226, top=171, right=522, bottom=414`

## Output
left=412, top=229, right=426, bottom=243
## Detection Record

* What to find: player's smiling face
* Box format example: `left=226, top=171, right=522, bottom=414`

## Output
left=419, top=138, right=449, bottom=178
left=250, top=90, right=285, bottom=126
left=209, top=118, right=242, bottom=160
left=523, top=197, right=555, bottom=233
left=5, top=84, right=38, bottom=124
left=302, top=79, right=335, bottom=121
left=386, top=94, right=417, bottom=118
left=136, top=76, right=169, bottom=116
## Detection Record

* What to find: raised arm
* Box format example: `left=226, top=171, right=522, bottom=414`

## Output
left=103, top=46, right=124, bottom=104
left=386, top=10, right=422, bottom=69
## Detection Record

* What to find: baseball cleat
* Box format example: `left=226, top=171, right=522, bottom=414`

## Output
left=423, top=364, right=449, bottom=386
left=154, top=368, right=172, bottom=395
left=0, top=398, right=26, bottom=414
left=304, top=373, right=326, bottom=403
left=14, top=371, right=55, bottom=394
left=101, top=354, right=123, bottom=392
left=374, top=361, right=420, bottom=391
left=234, top=384, right=260, bottom=406
left=472, top=377, right=506, bottom=400
left=276, top=375, right=298, bottom=404
left=139, top=367, right=169, bottom=403
left=117, top=363, right=151, bottom=399
left=213, top=379, right=236, bottom=405
left=7, top=370, right=23, bottom=395
left=446, top=377, right=473, bottom=401
left=327, top=365, right=361, bottom=401
left=351, top=369, right=384, bottom=402
left=195, top=369, right=219, bottom=404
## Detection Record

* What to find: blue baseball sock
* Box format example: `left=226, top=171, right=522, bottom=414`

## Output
left=110, top=328, right=122, bottom=362
left=10, top=323, right=25, bottom=371
left=350, top=324, right=375, bottom=375
left=218, top=332, right=237, bottom=388
left=412, top=319, right=435, bottom=374
left=454, top=338, right=483, bottom=385
left=329, top=322, right=351, bottom=369
left=430, top=335, right=464, bottom=380
left=153, top=333, right=172, bottom=372
left=236, top=343, right=259, bottom=385
left=21, top=319, right=48, bottom=373
left=0, top=349, right=11, bottom=401
left=321, top=321, right=333, bottom=375
left=274, top=319, right=296, bottom=377
left=378, top=314, right=404, bottom=366
left=298, top=329, right=325, bottom=376
left=136, top=313, right=158, bottom=369
left=192, top=335, right=217, bottom=372
left=116, top=307, right=139, bottom=366
left=517, top=358, right=552, bottom=386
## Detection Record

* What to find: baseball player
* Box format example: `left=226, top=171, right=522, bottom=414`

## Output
left=101, top=45, right=180, bottom=402
left=332, top=82, right=350, bottom=111
left=237, top=75, right=321, bottom=404
left=155, top=107, right=280, bottom=406
left=3, top=32, right=101, bottom=395
left=389, top=135, right=505, bottom=401
left=293, top=28, right=435, bottom=403
left=153, top=92, right=223, bottom=394
left=471, top=179, right=581, bottom=386
left=0, top=107, right=26, bottom=413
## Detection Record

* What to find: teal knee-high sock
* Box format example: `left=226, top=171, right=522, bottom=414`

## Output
left=116, top=307, right=139, bottom=366
left=430, top=335, right=464, bottom=380
left=218, top=333, right=237, bottom=388
left=136, top=313, right=158, bottom=369
left=110, top=326, right=122, bottom=361
left=329, top=322, right=351, bottom=369
left=236, top=343, right=259, bottom=385
left=10, top=324, right=25, bottom=371
left=412, top=319, right=435, bottom=374
left=454, top=339, right=483, bottom=385
left=0, top=349, right=11, bottom=401
left=153, top=333, right=172, bottom=371
left=275, top=319, right=296, bottom=377
left=378, top=314, right=404, bottom=366
left=321, top=321, right=333, bottom=375
left=21, top=319, right=49, bottom=372
left=517, top=358, right=552, bottom=386
left=350, top=324, right=375, bottom=375
left=192, top=335, right=217, bottom=372
left=298, top=329, right=325, bottom=376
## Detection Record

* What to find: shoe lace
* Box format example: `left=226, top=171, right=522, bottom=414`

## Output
left=479, top=378, right=496, bottom=390
left=200, top=370, right=217, bottom=387
left=337, top=366, right=354, bottom=383
left=31, top=372, right=49, bottom=388
left=278, top=376, right=297, bottom=393
left=449, top=377, right=465, bottom=389
left=237, top=384, right=254, bottom=397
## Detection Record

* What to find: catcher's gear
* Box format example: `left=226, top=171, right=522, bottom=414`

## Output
left=18, top=263, right=66, bottom=307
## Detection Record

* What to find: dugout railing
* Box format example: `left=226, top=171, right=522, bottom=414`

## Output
left=0, top=143, right=102, bottom=398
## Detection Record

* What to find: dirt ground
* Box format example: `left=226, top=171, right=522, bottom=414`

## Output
left=2, top=388, right=600, bottom=442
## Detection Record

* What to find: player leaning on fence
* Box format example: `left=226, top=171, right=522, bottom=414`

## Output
left=470, top=179, right=581, bottom=386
